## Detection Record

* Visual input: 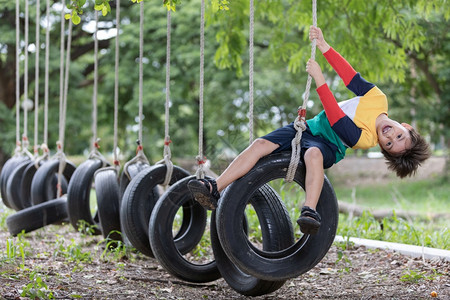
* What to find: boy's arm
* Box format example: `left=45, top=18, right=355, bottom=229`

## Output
left=323, top=48, right=375, bottom=96
left=310, top=26, right=375, bottom=96
left=308, top=59, right=362, bottom=148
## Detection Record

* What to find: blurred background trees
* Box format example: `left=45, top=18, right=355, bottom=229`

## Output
left=0, top=0, right=448, bottom=174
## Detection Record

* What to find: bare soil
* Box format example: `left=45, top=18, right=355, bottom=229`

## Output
left=0, top=224, right=449, bottom=300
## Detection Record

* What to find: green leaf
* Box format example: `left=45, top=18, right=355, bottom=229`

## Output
left=72, top=13, right=81, bottom=25
left=64, top=13, right=71, bottom=20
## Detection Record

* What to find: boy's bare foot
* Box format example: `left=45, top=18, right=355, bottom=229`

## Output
left=187, top=178, right=220, bottom=210
left=297, top=206, right=321, bottom=235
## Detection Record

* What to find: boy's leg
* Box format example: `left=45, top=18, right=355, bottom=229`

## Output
left=216, top=138, right=279, bottom=192
left=303, top=147, right=324, bottom=210
left=298, top=147, right=324, bottom=234
left=188, top=138, right=279, bottom=210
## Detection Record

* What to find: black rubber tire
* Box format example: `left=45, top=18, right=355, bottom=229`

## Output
left=19, top=160, right=41, bottom=209
left=120, top=164, right=190, bottom=257
left=210, top=186, right=294, bottom=297
left=94, top=167, right=122, bottom=242
left=118, top=161, right=151, bottom=247
left=210, top=184, right=294, bottom=296
left=216, top=151, right=339, bottom=281
left=1, top=156, right=30, bottom=208
left=5, top=159, right=33, bottom=211
left=148, top=175, right=215, bottom=283
left=30, top=159, right=76, bottom=205
left=6, top=197, right=68, bottom=236
left=67, top=158, right=105, bottom=234
left=119, top=161, right=150, bottom=199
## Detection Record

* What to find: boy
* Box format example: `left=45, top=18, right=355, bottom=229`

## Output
left=188, top=26, right=431, bottom=235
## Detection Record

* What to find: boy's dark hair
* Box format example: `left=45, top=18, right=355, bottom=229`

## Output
left=381, top=128, right=431, bottom=178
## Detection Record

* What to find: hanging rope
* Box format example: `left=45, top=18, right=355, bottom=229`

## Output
left=42, top=0, right=50, bottom=159
left=22, top=0, right=30, bottom=152
left=285, top=0, right=317, bottom=183
left=88, top=10, right=108, bottom=165
left=138, top=1, right=144, bottom=146
left=156, top=8, right=174, bottom=186
left=248, top=0, right=254, bottom=144
left=33, top=0, right=41, bottom=158
left=56, top=4, right=72, bottom=197
left=195, top=0, right=206, bottom=179
left=113, top=0, right=121, bottom=172
left=15, top=0, right=21, bottom=155
left=92, top=10, right=99, bottom=152
left=124, top=1, right=149, bottom=179
left=57, top=0, right=65, bottom=152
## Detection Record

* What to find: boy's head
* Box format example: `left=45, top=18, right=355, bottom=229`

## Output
left=378, top=120, right=431, bottom=178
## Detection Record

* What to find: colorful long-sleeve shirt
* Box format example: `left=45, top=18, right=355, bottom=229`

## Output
left=306, top=47, right=388, bottom=164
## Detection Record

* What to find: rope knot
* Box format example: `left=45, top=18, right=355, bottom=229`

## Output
left=297, top=108, right=307, bottom=118
left=196, top=156, right=207, bottom=165
left=41, top=143, right=49, bottom=153
left=164, top=138, right=172, bottom=146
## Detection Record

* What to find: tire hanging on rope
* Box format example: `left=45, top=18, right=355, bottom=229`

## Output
left=7, top=0, right=43, bottom=212
left=21, top=0, right=61, bottom=211
left=210, top=185, right=294, bottom=296
left=94, top=0, right=122, bottom=243
left=1, top=0, right=33, bottom=210
left=31, top=0, right=77, bottom=208
left=67, top=10, right=109, bottom=234
left=216, top=152, right=338, bottom=281
left=215, top=0, right=338, bottom=281
left=120, top=3, right=195, bottom=257
left=148, top=0, right=221, bottom=283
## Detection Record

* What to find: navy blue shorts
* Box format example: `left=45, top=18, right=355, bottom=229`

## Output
left=260, top=123, right=337, bottom=169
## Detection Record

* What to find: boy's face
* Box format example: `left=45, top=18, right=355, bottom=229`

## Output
left=377, top=119, right=412, bottom=155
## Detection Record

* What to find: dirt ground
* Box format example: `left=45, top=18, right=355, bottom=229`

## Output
left=0, top=223, right=448, bottom=300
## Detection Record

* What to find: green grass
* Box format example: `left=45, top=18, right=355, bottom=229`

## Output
left=264, top=177, right=449, bottom=249
left=333, top=177, right=450, bottom=213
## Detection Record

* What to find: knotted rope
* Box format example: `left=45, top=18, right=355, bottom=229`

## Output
left=195, top=0, right=206, bottom=179
left=248, top=0, right=254, bottom=144
left=156, top=8, right=174, bottom=186
left=124, top=1, right=150, bottom=180
left=36, top=0, right=51, bottom=168
left=15, top=0, right=21, bottom=155
left=33, top=0, right=40, bottom=158
left=113, top=0, right=121, bottom=173
left=56, top=3, right=72, bottom=197
left=88, top=11, right=108, bottom=166
left=285, top=0, right=317, bottom=182
left=22, top=0, right=30, bottom=152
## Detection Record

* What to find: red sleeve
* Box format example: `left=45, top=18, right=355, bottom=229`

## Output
left=316, top=83, right=346, bottom=126
left=323, top=47, right=357, bottom=86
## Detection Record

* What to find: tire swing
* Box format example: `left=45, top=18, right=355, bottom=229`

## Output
left=6, top=0, right=46, bottom=212
left=120, top=3, right=194, bottom=258
left=216, top=0, right=338, bottom=281
left=20, top=0, right=63, bottom=210
left=210, top=185, right=294, bottom=296
left=31, top=4, right=77, bottom=208
left=0, top=0, right=33, bottom=210
left=94, top=1, right=123, bottom=243
left=67, top=11, right=109, bottom=235
left=6, top=0, right=73, bottom=235
left=148, top=1, right=223, bottom=283
left=209, top=1, right=295, bottom=295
